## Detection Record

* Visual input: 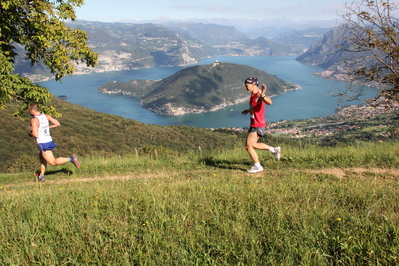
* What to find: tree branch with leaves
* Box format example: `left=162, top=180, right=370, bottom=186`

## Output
left=0, top=0, right=98, bottom=118
left=338, top=0, right=399, bottom=110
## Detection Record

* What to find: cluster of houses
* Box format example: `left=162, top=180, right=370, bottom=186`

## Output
left=265, top=103, right=398, bottom=138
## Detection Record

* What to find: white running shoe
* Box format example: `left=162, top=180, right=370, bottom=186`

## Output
left=247, top=165, right=264, bottom=173
left=273, top=147, right=281, bottom=161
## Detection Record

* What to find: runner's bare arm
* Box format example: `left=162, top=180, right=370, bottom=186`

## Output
left=259, top=84, right=272, bottom=105
left=46, top=114, right=61, bottom=129
left=242, top=109, right=250, bottom=115
left=29, top=117, right=39, bottom=138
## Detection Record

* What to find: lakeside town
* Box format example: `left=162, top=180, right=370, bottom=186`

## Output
left=269, top=102, right=399, bottom=137
left=218, top=102, right=399, bottom=138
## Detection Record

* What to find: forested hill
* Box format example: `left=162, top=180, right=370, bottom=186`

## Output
left=0, top=98, right=241, bottom=173
left=98, top=62, right=299, bottom=115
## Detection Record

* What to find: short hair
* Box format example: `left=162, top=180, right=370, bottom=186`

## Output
left=245, top=77, right=258, bottom=86
left=29, top=103, right=40, bottom=112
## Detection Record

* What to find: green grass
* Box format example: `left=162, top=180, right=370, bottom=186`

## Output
left=1, top=141, right=399, bottom=265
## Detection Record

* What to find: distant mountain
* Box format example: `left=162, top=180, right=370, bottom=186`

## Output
left=296, top=26, right=348, bottom=67
left=161, top=22, right=304, bottom=54
left=71, top=21, right=215, bottom=69
left=272, top=27, right=332, bottom=49
left=124, top=17, right=338, bottom=39
left=162, top=23, right=250, bottom=45
left=15, top=21, right=304, bottom=81
left=242, top=20, right=336, bottom=39
left=69, top=21, right=304, bottom=58
left=98, top=62, right=299, bottom=115
left=295, top=26, right=355, bottom=81
left=230, top=37, right=304, bottom=56
left=15, top=21, right=218, bottom=80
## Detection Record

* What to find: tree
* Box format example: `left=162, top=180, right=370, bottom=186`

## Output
left=0, top=0, right=98, bottom=118
left=338, top=0, right=399, bottom=110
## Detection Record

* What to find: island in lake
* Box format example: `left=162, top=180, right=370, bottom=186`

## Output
left=97, top=61, right=300, bottom=116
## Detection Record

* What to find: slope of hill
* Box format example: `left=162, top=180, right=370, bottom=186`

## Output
left=0, top=99, right=242, bottom=173
left=295, top=26, right=356, bottom=81
left=296, top=26, right=348, bottom=68
left=71, top=21, right=214, bottom=70
left=1, top=137, right=399, bottom=265
left=98, top=62, right=299, bottom=115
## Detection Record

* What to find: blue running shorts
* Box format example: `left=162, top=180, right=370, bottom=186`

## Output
left=37, top=141, right=57, bottom=152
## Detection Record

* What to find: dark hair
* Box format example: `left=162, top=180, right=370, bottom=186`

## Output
left=245, top=77, right=258, bottom=86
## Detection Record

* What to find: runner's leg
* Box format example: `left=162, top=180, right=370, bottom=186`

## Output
left=39, top=152, right=47, bottom=176
left=245, top=132, right=260, bottom=164
left=41, top=150, right=70, bottom=166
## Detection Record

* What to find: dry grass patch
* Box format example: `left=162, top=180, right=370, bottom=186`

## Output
left=308, top=167, right=399, bottom=179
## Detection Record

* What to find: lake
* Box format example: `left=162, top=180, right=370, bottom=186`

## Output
left=40, top=56, right=377, bottom=128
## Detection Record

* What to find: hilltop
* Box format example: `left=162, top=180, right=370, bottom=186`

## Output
left=98, top=62, right=299, bottom=115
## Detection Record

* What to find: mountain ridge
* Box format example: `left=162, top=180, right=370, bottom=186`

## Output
left=16, top=21, right=305, bottom=82
left=295, top=26, right=357, bottom=82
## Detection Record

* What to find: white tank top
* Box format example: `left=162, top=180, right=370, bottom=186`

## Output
left=34, top=114, right=53, bottom=144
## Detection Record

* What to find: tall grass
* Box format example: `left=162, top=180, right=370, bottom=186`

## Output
left=0, top=141, right=398, bottom=265
left=201, top=140, right=399, bottom=170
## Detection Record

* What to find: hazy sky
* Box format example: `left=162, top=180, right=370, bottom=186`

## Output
left=75, top=0, right=346, bottom=22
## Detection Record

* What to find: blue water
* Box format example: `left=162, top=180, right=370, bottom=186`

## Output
left=40, top=56, right=377, bottom=128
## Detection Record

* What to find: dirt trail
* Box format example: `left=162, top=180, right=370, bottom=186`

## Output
left=2, top=168, right=398, bottom=189
left=1, top=173, right=161, bottom=189
left=308, top=167, right=399, bottom=179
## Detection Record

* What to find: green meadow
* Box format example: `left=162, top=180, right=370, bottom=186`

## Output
left=1, top=142, right=398, bottom=265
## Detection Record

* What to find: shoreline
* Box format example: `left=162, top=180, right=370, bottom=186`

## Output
left=99, top=84, right=302, bottom=116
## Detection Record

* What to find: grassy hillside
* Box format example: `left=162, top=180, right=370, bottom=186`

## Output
left=0, top=98, right=241, bottom=173
left=1, top=95, right=399, bottom=265
left=0, top=140, right=398, bottom=265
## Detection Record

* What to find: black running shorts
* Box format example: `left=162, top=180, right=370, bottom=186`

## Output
left=248, top=127, right=265, bottom=137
